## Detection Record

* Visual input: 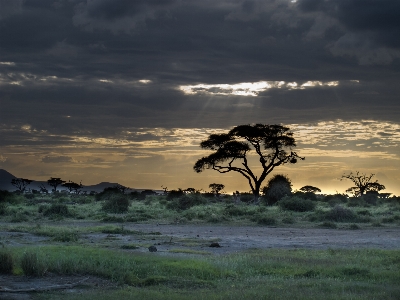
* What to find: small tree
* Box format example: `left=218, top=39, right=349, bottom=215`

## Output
left=194, top=124, right=303, bottom=202
left=299, top=185, right=321, bottom=193
left=209, top=183, right=225, bottom=197
left=62, top=180, right=83, bottom=194
left=11, top=178, right=33, bottom=193
left=47, top=177, right=66, bottom=193
left=341, top=172, right=385, bottom=197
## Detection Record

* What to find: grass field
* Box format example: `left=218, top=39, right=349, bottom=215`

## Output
left=0, top=191, right=399, bottom=299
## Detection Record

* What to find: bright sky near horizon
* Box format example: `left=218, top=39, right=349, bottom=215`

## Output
left=1, top=0, right=399, bottom=195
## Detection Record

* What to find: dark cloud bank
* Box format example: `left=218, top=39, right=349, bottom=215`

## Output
left=1, top=0, right=399, bottom=137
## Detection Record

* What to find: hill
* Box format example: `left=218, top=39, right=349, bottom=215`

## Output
left=0, top=169, right=153, bottom=193
left=0, top=169, right=17, bottom=190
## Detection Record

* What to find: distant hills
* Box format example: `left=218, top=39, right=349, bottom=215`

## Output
left=0, top=169, right=151, bottom=193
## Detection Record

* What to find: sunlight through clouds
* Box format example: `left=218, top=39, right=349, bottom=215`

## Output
left=179, top=80, right=340, bottom=96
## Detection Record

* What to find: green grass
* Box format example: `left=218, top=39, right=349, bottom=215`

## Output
left=1, top=195, right=399, bottom=227
left=5, top=246, right=399, bottom=300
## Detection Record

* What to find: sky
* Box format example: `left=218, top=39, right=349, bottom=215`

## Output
left=0, top=0, right=399, bottom=195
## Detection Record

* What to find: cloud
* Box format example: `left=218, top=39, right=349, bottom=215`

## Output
left=73, top=0, right=175, bottom=34
left=179, top=80, right=340, bottom=96
left=0, top=0, right=23, bottom=20
left=41, top=155, right=73, bottom=164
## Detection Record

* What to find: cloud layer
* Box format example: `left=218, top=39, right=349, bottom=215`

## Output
left=1, top=0, right=399, bottom=193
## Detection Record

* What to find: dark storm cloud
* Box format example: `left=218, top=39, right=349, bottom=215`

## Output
left=0, top=0, right=399, bottom=139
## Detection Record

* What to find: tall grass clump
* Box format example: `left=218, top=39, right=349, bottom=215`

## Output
left=0, top=249, right=14, bottom=274
left=322, top=205, right=359, bottom=222
left=278, top=196, right=316, bottom=212
left=21, top=251, right=47, bottom=276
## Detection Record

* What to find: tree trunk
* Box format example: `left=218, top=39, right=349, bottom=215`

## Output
left=253, top=185, right=261, bottom=205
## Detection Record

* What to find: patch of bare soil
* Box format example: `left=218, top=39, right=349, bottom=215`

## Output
left=0, top=274, right=117, bottom=300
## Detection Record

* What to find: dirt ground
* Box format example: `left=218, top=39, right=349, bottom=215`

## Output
left=1, top=223, right=399, bottom=299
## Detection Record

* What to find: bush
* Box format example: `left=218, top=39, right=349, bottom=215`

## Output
left=323, top=194, right=348, bottom=204
left=257, top=216, right=277, bottom=226
left=319, top=221, right=337, bottom=229
left=0, top=202, right=7, bottom=215
left=21, top=252, right=47, bottom=276
left=347, top=197, right=367, bottom=207
left=362, top=192, right=378, bottom=205
left=102, top=194, right=130, bottom=213
left=42, top=203, right=70, bottom=217
left=262, top=174, right=292, bottom=205
left=293, top=191, right=318, bottom=201
left=0, top=250, right=14, bottom=274
left=278, top=196, right=316, bottom=212
left=224, top=204, right=248, bottom=216
left=167, top=195, right=207, bottom=211
left=323, top=206, right=358, bottom=222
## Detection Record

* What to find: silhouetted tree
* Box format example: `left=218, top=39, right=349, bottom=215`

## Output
left=47, top=177, right=66, bottom=193
left=341, top=172, right=385, bottom=196
left=194, top=124, right=303, bottom=202
left=262, top=174, right=292, bottom=205
left=39, top=184, right=48, bottom=194
left=209, top=183, right=225, bottom=197
left=62, top=180, right=83, bottom=194
left=114, top=184, right=130, bottom=194
left=299, top=185, right=321, bottom=193
left=11, top=178, right=32, bottom=193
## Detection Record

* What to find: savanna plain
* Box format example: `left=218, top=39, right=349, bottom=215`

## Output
left=0, top=189, right=399, bottom=300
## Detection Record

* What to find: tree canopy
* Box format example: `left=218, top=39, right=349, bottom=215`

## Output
left=194, top=124, right=304, bottom=201
left=299, top=185, right=321, bottom=193
left=341, top=172, right=385, bottom=196
left=11, top=178, right=32, bottom=193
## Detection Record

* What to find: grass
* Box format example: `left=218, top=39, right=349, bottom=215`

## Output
left=4, top=246, right=400, bottom=299
left=1, top=193, right=399, bottom=299
left=1, top=193, right=399, bottom=227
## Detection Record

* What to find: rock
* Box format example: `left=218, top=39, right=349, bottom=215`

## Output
left=209, top=242, right=221, bottom=248
left=148, top=245, right=157, bottom=252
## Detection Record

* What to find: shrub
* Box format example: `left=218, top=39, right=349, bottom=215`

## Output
left=0, top=202, right=7, bottom=215
left=21, top=252, right=47, bottom=276
left=95, top=187, right=124, bottom=201
left=102, top=194, right=130, bottom=213
left=319, top=221, right=337, bottom=229
left=43, top=203, right=70, bottom=217
left=257, top=216, right=277, bottom=226
left=347, top=197, right=367, bottom=207
left=349, top=224, right=360, bottom=230
left=361, top=192, right=378, bottom=205
left=262, top=174, right=292, bottom=205
left=323, top=194, right=348, bottom=204
left=52, top=231, right=79, bottom=242
left=224, top=204, right=248, bottom=216
left=0, top=250, right=14, bottom=274
left=282, top=216, right=295, bottom=224
left=323, top=206, right=358, bottom=222
left=167, top=195, right=207, bottom=211
left=278, top=196, right=316, bottom=212
left=167, top=189, right=185, bottom=200
left=293, top=191, right=318, bottom=201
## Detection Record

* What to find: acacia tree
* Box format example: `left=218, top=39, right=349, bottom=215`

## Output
left=47, top=177, right=66, bottom=193
left=341, top=172, right=385, bottom=196
left=299, top=185, right=321, bottom=193
left=209, top=183, right=225, bottom=197
left=11, top=178, right=33, bottom=193
left=62, top=180, right=83, bottom=194
left=194, top=124, right=304, bottom=202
